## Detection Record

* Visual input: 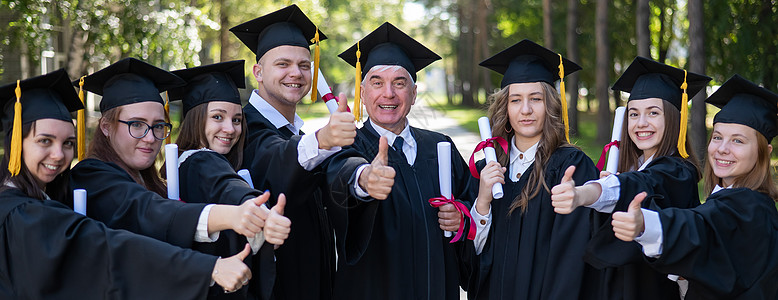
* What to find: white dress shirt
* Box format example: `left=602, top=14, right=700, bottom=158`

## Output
left=584, top=154, right=655, bottom=213
left=470, top=138, right=539, bottom=254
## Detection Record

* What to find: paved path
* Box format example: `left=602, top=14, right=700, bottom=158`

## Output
left=301, top=96, right=480, bottom=300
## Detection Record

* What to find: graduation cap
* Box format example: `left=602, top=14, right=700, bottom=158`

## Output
left=707, top=74, right=778, bottom=142
left=78, top=57, right=185, bottom=113
left=612, top=56, right=712, bottom=158
left=169, top=60, right=246, bottom=117
left=230, top=4, right=326, bottom=62
left=479, top=39, right=581, bottom=88
left=612, top=56, right=711, bottom=110
left=479, top=39, right=581, bottom=142
left=0, top=69, right=84, bottom=175
left=339, top=22, right=441, bottom=120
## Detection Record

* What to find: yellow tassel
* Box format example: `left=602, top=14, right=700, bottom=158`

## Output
left=354, top=42, right=362, bottom=121
left=557, top=54, right=570, bottom=143
left=8, top=80, right=22, bottom=176
left=164, top=91, right=171, bottom=144
left=310, top=27, right=320, bottom=104
left=77, top=76, right=86, bottom=161
left=677, top=70, right=689, bottom=158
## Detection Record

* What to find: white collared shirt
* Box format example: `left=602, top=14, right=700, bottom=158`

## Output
left=248, top=90, right=340, bottom=171
left=585, top=154, right=655, bottom=213
left=470, top=139, right=540, bottom=254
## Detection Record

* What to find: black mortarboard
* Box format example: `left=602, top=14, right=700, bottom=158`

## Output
left=479, top=39, right=581, bottom=88
left=707, top=74, right=778, bottom=142
left=169, top=60, right=246, bottom=117
left=230, top=4, right=325, bottom=62
left=1, top=69, right=84, bottom=175
left=338, top=22, right=441, bottom=82
left=78, top=57, right=185, bottom=113
left=612, top=56, right=711, bottom=110
left=1, top=69, right=83, bottom=132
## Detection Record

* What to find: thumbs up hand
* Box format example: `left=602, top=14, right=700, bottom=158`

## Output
left=612, top=192, right=647, bottom=242
left=265, top=193, right=291, bottom=246
left=551, top=166, right=580, bottom=214
left=317, top=93, right=356, bottom=149
left=358, top=136, right=396, bottom=200
left=213, top=243, right=252, bottom=293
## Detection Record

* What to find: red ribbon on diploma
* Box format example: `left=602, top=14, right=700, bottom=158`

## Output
left=428, top=195, right=476, bottom=243
left=468, top=136, right=509, bottom=178
left=596, top=140, right=619, bottom=171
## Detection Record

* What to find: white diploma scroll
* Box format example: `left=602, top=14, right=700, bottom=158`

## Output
left=238, top=169, right=266, bottom=253
left=165, top=144, right=179, bottom=200
left=314, top=69, right=340, bottom=114
left=477, top=117, right=504, bottom=199
left=238, top=169, right=254, bottom=189
left=437, top=142, right=454, bottom=238
left=606, top=107, right=626, bottom=174
left=73, top=189, right=86, bottom=216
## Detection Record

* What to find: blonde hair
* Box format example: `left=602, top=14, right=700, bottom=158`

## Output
left=487, top=82, right=573, bottom=214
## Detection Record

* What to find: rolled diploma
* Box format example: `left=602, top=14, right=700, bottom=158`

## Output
left=606, top=107, right=626, bottom=174
left=165, top=144, right=179, bottom=200
left=73, top=189, right=86, bottom=216
left=437, top=142, right=453, bottom=237
left=477, top=117, right=504, bottom=199
left=314, top=69, right=340, bottom=114
left=237, top=169, right=265, bottom=253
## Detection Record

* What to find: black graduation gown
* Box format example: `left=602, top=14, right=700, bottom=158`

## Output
left=241, top=103, right=346, bottom=300
left=179, top=150, right=275, bottom=300
left=646, top=188, right=778, bottom=300
left=584, top=156, right=700, bottom=300
left=0, top=188, right=215, bottom=299
left=326, top=120, right=474, bottom=300
left=466, top=146, right=600, bottom=300
left=70, top=158, right=206, bottom=248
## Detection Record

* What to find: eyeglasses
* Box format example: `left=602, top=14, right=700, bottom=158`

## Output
left=118, top=120, right=172, bottom=140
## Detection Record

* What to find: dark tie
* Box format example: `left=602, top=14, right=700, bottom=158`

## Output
left=393, top=136, right=408, bottom=164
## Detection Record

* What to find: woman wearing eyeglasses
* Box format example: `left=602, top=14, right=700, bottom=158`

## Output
left=69, top=59, right=269, bottom=281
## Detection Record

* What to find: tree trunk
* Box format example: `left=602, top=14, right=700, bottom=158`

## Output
left=567, top=0, right=580, bottom=137
left=758, top=0, right=777, bottom=92
left=595, top=0, right=611, bottom=144
left=479, top=0, right=493, bottom=101
left=457, top=0, right=476, bottom=107
left=688, top=0, right=707, bottom=164
left=219, top=0, right=231, bottom=62
left=636, top=0, right=650, bottom=58
left=543, top=0, right=553, bottom=49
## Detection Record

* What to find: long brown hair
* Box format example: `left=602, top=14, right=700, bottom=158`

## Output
left=617, top=99, right=700, bottom=176
left=488, top=82, right=573, bottom=214
left=175, top=102, right=245, bottom=170
left=87, top=107, right=167, bottom=196
left=703, top=129, right=778, bottom=201
left=1, top=121, right=72, bottom=201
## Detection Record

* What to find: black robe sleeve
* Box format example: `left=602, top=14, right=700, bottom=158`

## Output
left=645, top=188, right=778, bottom=299
left=180, top=151, right=260, bottom=205
left=70, top=158, right=206, bottom=248
left=585, top=156, right=701, bottom=268
left=179, top=151, right=275, bottom=300
left=0, top=189, right=215, bottom=300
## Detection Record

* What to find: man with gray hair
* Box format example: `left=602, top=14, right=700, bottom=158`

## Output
left=327, top=22, right=474, bottom=300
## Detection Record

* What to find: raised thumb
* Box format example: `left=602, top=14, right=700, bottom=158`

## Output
left=253, top=191, right=270, bottom=207
left=374, top=136, right=389, bottom=166
left=629, top=192, right=647, bottom=212
left=235, top=243, right=251, bottom=260
left=272, top=193, right=286, bottom=215
left=337, top=92, right=349, bottom=112
left=561, top=165, right=576, bottom=184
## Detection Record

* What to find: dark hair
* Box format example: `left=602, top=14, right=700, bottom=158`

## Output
left=88, top=107, right=167, bottom=196
left=703, top=127, right=778, bottom=201
left=488, top=82, right=576, bottom=214
left=1, top=121, right=73, bottom=201
left=617, top=99, right=700, bottom=177
left=175, top=102, right=245, bottom=170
